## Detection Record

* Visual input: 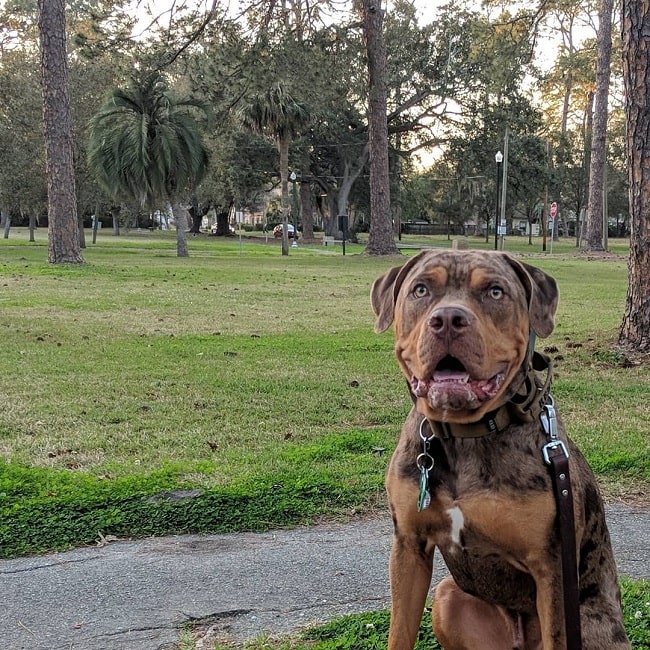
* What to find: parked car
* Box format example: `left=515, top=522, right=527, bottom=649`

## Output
left=273, top=224, right=296, bottom=238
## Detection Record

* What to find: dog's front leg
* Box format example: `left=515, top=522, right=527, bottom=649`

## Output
left=387, top=531, right=434, bottom=650
left=531, top=563, right=567, bottom=650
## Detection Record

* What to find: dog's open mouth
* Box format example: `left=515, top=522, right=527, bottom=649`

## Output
left=410, top=355, right=505, bottom=411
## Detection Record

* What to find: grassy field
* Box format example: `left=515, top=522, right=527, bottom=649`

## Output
left=1, top=229, right=648, bottom=647
left=0, top=228, right=648, bottom=559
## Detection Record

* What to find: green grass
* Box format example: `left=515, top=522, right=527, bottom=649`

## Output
left=0, top=229, right=648, bottom=557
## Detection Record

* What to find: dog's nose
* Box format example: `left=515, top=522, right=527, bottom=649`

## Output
left=429, top=306, right=473, bottom=336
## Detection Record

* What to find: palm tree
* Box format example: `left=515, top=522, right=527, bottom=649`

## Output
left=87, top=72, right=209, bottom=257
left=239, top=83, right=310, bottom=256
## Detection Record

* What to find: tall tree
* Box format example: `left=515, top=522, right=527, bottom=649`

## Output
left=38, top=0, right=84, bottom=263
left=0, top=49, right=47, bottom=237
left=239, top=83, right=310, bottom=256
left=620, top=1, right=650, bottom=351
left=87, top=72, right=209, bottom=257
left=581, top=0, right=614, bottom=251
left=538, top=2, right=599, bottom=243
left=357, top=0, right=399, bottom=255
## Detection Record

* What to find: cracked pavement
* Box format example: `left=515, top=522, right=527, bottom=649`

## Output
left=1, top=504, right=648, bottom=650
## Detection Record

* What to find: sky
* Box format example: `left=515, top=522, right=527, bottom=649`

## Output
left=135, top=0, right=446, bottom=31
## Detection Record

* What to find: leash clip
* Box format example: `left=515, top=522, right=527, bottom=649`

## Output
left=540, top=397, right=558, bottom=439
left=540, top=397, right=569, bottom=464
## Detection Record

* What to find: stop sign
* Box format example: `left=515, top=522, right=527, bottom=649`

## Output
left=550, top=202, right=558, bottom=219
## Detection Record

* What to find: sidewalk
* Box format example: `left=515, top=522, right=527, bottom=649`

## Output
left=1, top=504, right=648, bottom=650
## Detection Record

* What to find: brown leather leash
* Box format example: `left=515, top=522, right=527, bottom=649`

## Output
left=541, top=399, right=583, bottom=650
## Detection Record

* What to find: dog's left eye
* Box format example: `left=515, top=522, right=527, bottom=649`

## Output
left=413, top=283, right=429, bottom=298
left=488, top=286, right=504, bottom=300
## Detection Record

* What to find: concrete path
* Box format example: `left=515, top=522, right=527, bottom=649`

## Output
left=1, top=504, right=648, bottom=650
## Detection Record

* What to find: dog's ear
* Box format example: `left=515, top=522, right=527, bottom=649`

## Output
left=371, top=253, right=427, bottom=333
left=371, top=265, right=403, bottom=333
left=504, top=255, right=559, bottom=338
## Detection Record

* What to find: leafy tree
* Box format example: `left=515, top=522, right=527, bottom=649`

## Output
left=582, top=0, right=614, bottom=251
left=538, top=6, right=598, bottom=243
left=508, top=134, right=550, bottom=244
left=239, top=82, right=310, bottom=256
left=197, top=130, right=278, bottom=235
left=86, top=71, right=209, bottom=257
left=0, top=48, right=46, bottom=240
left=69, top=50, right=130, bottom=244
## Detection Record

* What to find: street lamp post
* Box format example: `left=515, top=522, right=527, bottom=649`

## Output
left=494, top=151, right=503, bottom=250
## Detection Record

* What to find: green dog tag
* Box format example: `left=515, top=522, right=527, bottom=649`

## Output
left=417, top=467, right=431, bottom=511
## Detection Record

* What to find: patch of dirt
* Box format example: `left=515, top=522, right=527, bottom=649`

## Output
left=181, top=610, right=253, bottom=649
left=600, top=481, right=650, bottom=508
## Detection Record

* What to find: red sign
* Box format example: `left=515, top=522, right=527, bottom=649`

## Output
left=549, top=202, right=558, bottom=219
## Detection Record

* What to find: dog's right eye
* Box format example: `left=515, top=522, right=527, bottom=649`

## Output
left=413, top=283, right=429, bottom=298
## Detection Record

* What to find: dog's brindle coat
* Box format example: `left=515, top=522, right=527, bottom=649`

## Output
left=371, top=250, right=629, bottom=650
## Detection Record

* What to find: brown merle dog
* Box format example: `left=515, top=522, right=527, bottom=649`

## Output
left=371, top=250, right=629, bottom=650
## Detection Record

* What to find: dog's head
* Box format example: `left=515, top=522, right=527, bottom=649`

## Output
left=371, top=250, right=558, bottom=423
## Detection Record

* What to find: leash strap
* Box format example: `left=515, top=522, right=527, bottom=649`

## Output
left=542, top=401, right=583, bottom=650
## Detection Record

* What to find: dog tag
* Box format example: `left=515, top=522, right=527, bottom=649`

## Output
left=417, top=467, right=431, bottom=511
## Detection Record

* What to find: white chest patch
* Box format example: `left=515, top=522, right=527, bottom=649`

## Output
left=446, top=505, right=465, bottom=547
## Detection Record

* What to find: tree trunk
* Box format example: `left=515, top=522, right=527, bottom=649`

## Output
left=582, top=0, right=614, bottom=252
left=300, top=178, right=314, bottom=241
left=358, top=0, right=399, bottom=255
left=171, top=202, right=189, bottom=257
left=92, top=203, right=99, bottom=244
left=188, top=197, right=205, bottom=234
left=29, top=213, right=37, bottom=242
left=337, top=145, right=369, bottom=235
left=38, top=0, right=83, bottom=264
left=316, top=190, right=336, bottom=237
left=112, top=209, right=120, bottom=236
left=279, top=136, right=290, bottom=255
left=620, top=0, right=650, bottom=351
left=3, top=212, right=11, bottom=239
left=577, top=91, right=595, bottom=246
left=78, top=212, right=86, bottom=249
left=215, top=205, right=233, bottom=236
left=298, top=150, right=314, bottom=241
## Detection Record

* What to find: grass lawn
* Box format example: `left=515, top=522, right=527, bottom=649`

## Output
left=1, top=229, right=648, bottom=647
left=0, top=229, right=648, bottom=558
